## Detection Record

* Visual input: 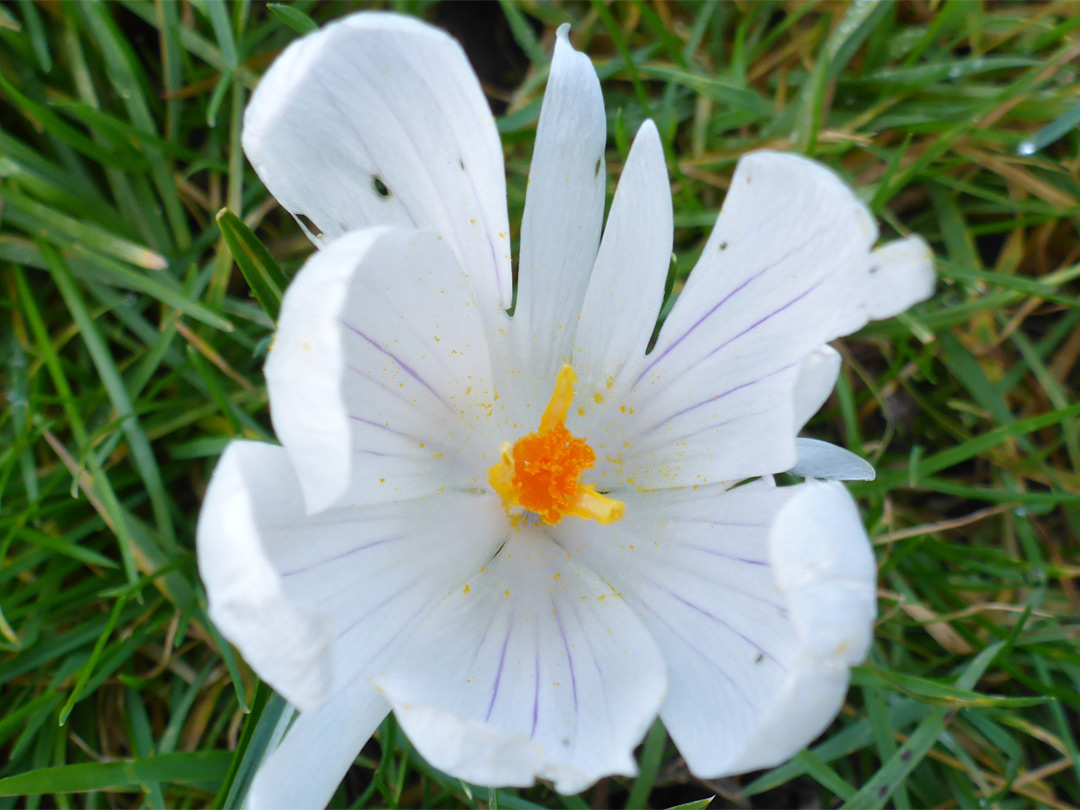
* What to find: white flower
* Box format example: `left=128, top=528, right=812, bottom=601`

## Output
left=197, top=12, right=935, bottom=809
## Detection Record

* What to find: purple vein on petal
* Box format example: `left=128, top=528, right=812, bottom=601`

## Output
left=486, top=616, right=513, bottom=722
left=530, top=633, right=541, bottom=738
left=341, top=320, right=453, bottom=412
left=345, top=364, right=414, bottom=408
left=335, top=577, right=420, bottom=641
left=637, top=409, right=769, bottom=453
left=470, top=601, right=499, bottom=668
left=636, top=598, right=760, bottom=711
left=566, top=599, right=616, bottom=735
left=640, top=362, right=796, bottom=437
left=637, top=277, right=829, bottom=410
left=280, top=535, right=399, bottom=578
left=339, top=591, right=436, bottom=678
left=655, top=561, right=787, bottom=615
left=552, top=605, right=579, bottom=715
left=355, top=449, right=397, bottom=459
left=633, top=228, right=824, bottom=387
left=679, top=544, right=767, bottom=566
left=348, top=414, right=416, bottom=440
left=644, top=577, right=785, bottom=668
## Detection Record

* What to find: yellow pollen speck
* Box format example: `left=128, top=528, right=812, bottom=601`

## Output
left=593, top=392, right=603, bottom=404
left=464, top=583, right=471, bottom=594
left=553, top=572, right=561, bottom=580
left=487, top=365, right=624, bottom=526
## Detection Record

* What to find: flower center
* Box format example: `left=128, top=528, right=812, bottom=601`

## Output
left=488, top=365, right=625, bottom=526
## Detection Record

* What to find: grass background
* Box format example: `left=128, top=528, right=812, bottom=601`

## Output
left=1, top=0, right=1079, bottom=807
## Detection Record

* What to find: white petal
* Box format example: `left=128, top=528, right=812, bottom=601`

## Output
left=197, top=440, right=508, bottom=711
left=551, top=479, right=875, bottom=777
left=793, top=345, right=841, bottom=429
left=603, top=152, right=931, bottom=489
left=862, top=235, right=936, bottom=321
left=731, top=480, right=877, bottom=772
left=198, top=441, right=332, bottom=710
left=513, top=24, right=607, bottom=386
left=247, top=678, right=389, bottom=810
left=572, top=120, right=672, bottom=409
left=371, top=529, right=667, bottom=794
left=243, top=12, right=512, bottom=312
left=266, top=228, right=498, bottom=513
left=789, top=438, right=875, bottom=481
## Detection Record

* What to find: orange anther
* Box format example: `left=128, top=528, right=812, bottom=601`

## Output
left=488, top=365, right=624, bottom=525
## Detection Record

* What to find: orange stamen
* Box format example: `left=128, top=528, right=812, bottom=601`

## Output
left=488, top=365, right=624, bottom=525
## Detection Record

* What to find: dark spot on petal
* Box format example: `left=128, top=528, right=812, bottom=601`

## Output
left=719, top=240, right=729, bottom=251
left=754, top=652, right=764, bottom=663
left=372, top=176, right=391, bottom=198
left=296, top=213, right=323, bottom=238
left=459, top=158, right=466, bottom=170
left=869, top=264, right=880, bottom=274
left=594, top=157, right=601, bottom=178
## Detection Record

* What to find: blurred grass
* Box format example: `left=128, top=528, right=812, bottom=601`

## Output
left=1, top=0, right=1079, bottom=808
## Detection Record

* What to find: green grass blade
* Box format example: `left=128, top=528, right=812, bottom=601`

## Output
left=41, top=242, right=177, bottom=552
left=0, top=752, right=233, bottom=796
left=216, top=208, right=287, bottom=322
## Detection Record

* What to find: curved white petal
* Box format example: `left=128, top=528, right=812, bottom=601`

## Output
left=267, top=228, right=497, bottom=513
left=860, top=235, right=935, bottom=323
left=731, top=480, right=877, bottom=772
left=197, top=440, right=508, bottom=711
left=372, top=528, right=667, bottom=794
left=198, top=441, right=332, bottom=710
left=601, top=152, right=932, bottom=489
left=793, top=345, right=841, bottom=429
left=513, top=24, right=607, bottom=389
left=247, top=678, right=389, bottom=810
left=243, top=12, right=512, bottom=312
left=572, top=120, right=672, bottom=413
left=789, top=438, right=875, bottom=482
left=551, top=479, right=875, bottom=777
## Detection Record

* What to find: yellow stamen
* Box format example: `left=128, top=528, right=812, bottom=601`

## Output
left=488, top=365, right=624, bottom=525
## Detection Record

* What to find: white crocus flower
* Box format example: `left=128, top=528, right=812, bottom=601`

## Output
left=197, top=12, right=935, bottom=809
